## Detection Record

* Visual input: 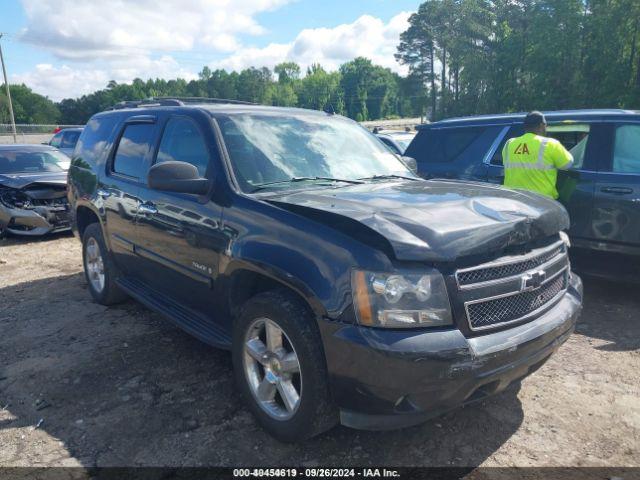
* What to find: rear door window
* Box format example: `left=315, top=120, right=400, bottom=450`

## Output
left=612, top=124, right=640, bottom=173
left=492, top=123, right=592, bottom=169
left=112, top=123, right=156, bottom=180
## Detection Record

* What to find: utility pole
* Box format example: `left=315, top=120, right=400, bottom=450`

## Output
left=0, top=34, right=17, bottom=143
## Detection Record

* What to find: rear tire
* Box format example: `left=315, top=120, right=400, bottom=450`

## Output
left=82, top=223, right=127, bottom=305
left=232, top=289, right=338, bottom=442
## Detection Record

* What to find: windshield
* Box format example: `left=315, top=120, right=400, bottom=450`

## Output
left=0, top=150, right=69, bottom=174
left=216, top=113, right=413, bottom=192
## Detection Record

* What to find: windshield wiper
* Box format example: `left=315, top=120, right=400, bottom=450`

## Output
left=250, top=176, right=364, bottom=193
left=358, top=174, right=419, bottom=181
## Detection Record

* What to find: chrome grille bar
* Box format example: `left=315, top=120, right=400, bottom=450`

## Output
left=456, top=240, right=566, bottom=290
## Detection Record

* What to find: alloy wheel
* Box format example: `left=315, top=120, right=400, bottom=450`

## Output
left=85, top=237, right=105, bottom=293
left=243, top=318, right=302, bottom=420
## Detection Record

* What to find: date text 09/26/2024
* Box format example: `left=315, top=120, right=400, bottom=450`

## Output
left=233, top=469, right=400, bottom=478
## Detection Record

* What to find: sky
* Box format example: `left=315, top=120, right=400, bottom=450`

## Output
left=0, top=0, right=421, bottom=102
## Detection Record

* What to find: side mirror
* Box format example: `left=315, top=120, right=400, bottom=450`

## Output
left=401, top=156, right=418, bottom=174
left=147, top=161, right=210, bottom=195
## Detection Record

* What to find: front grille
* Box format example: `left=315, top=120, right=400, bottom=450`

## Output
left=457, top=244, right=564, bottom=287
left=466, top=272, right=567, bottom=330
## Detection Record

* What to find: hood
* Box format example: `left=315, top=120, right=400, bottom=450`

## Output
left=0, top=171, right=67, bottom=190
left=266, top=179, right=569, bottom=262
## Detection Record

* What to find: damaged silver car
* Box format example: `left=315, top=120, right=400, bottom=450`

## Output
left=0, top=145, right=71, bottom=237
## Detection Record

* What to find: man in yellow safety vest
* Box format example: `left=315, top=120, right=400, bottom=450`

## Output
left=503, top=111, right=574, bottom=199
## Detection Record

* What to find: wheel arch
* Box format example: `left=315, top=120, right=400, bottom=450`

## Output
left=225, top=263, right=328, bottom=322
left=75, top=205, right=101, bottom=239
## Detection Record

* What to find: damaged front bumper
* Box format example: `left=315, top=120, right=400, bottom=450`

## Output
left=319, top=273, right=583, bottom=430
left=0, top=202, right=71, bottom=236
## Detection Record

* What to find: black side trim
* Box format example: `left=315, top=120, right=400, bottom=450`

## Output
left=116, top=276, right=231, bottom=349
left=135, top=245, right=213, bottom=287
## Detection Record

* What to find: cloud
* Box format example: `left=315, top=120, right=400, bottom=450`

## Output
left=13, top=64, right=108, bottom=101
left=13, top=4, right=410, bottom=101
left=19, top=0, right=291, bottom=60
left=12, top=56, right=197, bottom=101
left=212, top=12, right=411, bottom=74
left=15, top=0, right=291, bottom=100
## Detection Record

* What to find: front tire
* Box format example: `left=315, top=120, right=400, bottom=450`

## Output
left=82, top=223, right=127, bottom=305
left=232, top=290, right=338, bottom=442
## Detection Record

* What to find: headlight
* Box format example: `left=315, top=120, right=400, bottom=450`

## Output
left=352, top=269, right=452, bottom=328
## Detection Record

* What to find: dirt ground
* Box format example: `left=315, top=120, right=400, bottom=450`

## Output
left=0, top=233, right=638, bottom=468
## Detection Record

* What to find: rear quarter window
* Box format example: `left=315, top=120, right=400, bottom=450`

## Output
left=406, top=126, right=500, bottom=165
left=73, top=115, right=120, bottom=169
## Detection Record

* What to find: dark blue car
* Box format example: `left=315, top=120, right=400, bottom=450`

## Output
left=406, top=109, right=640, bottom=279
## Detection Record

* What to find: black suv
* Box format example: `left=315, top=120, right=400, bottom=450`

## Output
left=68, top=98, right=583, bottom=441
left=406, top=109, right=640, bottom=280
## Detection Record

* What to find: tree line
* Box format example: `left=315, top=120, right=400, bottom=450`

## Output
left=396, top=0, right=640, bottom=119
left=1, top=59, right=423, bottom=125
left=2, top=0, right=639, bottom=126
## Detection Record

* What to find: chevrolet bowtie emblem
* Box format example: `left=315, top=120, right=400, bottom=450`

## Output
left=521, top=270, right=546, bottom=292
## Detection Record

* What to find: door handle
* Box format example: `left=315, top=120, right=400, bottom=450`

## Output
left=138, top=203, right=158, bottom=215
left=601, top=186, right=633, bottom=195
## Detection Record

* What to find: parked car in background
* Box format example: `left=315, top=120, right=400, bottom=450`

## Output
left=375, top=129, right=416, bottom=155
left=0, top=145, right=71, bottom=237
left=406, top=109, right=640, bottom=281
left=68, top=98, right=582, bottom=441
left=49, top=127, right=84, bottom=157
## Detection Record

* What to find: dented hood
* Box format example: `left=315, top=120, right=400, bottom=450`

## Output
left=0, top=172, right=67, bottom=190
left=267, top=179, right=569, bottom=262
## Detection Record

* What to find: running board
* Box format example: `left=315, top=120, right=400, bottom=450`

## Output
left=116, top=277, right=232, bottom=349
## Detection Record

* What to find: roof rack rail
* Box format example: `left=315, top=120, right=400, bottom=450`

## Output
left=106, top=98, right=184, bottom=110
left=154, top=96, right=257, bottom=105
left=105, top=96, right=257, bottom=111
